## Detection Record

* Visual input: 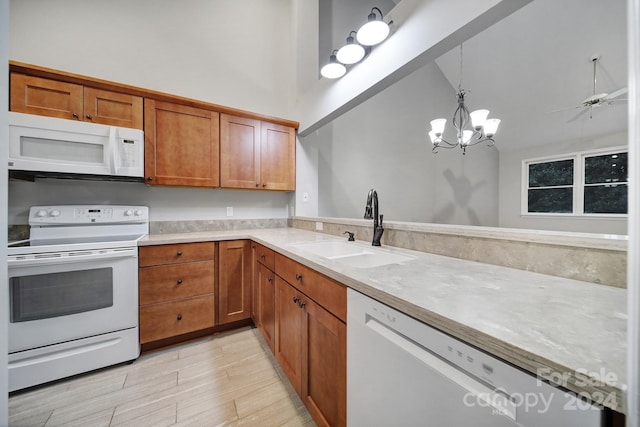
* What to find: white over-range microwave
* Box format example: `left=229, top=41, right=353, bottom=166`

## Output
left=8, top=112, right=144, bottom=179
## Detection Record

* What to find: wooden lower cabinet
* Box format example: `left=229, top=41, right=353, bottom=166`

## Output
left=218, top=240, right=252, bottom=324
left=274, top=276, right=347, bottom=427
left=138, top=243, right=215, bottom=344
left=257, top=262, right=276, bottom=352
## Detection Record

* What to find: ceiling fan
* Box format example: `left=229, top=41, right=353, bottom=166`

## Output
left=551, top=56, right=627, bottom=121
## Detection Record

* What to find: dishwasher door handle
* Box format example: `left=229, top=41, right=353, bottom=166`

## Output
left=365, top=316, right=517, bottom=421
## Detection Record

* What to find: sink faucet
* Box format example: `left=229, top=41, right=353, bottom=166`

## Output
left=364, top=189, right=384, bottom=246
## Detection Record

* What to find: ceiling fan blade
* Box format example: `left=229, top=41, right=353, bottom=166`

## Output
left=567, top=107, right=589, bottom=123
left=548, top=105, right=583, bottom=114
left=603, top=87, right=628, bottom=100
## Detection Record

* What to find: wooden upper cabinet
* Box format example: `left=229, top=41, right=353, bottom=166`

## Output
left=220, top=114, right=261, bottom=189
left=144, top=99, right=220, bottom=187
left=83, top=87, right=142, bottom=128
left=261, top=122, right=296, bottom=191
left=220, top=113, right=296, bottom=191
left=10, top=73, right=142, bottom=129
left=10, top=74, right=83, bottom=120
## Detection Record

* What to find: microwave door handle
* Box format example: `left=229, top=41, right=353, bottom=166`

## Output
left=109, top=127, right=119, bottom=176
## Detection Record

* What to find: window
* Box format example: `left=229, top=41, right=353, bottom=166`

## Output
left=522, top=148, right=628, bottom=216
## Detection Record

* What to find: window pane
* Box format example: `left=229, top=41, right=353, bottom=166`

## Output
left=528, top=188, right=573, bottom=213
left=584, top=184, right=628, bottom=214
left=528, top=160, right=574, bottom=187
left=585, top=152, right=628, bottom=184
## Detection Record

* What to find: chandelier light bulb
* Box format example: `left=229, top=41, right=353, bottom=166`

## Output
left=320, top=51, right=346, bottom=79
left=461, top=130, right=473, bottom=145
left=428, top=130, right=438, bottom=145
left=470, top=109, right=489, bottom=130
left=484, top=118, right=501, bottom=137
left=430, top=118, right=446, bottom=135
left=337, top=32, right=366, bottom=65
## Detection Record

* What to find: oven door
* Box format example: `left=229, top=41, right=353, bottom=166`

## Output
left=8, top=247, right=138, bottom=353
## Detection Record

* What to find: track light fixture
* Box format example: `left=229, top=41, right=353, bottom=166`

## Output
left=320, top=6, right=393, bottom=79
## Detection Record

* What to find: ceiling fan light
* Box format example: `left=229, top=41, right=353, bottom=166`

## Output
left=470, top=109, right=489, bottom=130
left=357, top=20, right=389, bottom=46
left=484, top=118, right=501, bottom=137
left=321, top=53, right=346, bottom=79
left=336, top=41, right=365, bottom=64
left=430, top=118, right=446, bottom=135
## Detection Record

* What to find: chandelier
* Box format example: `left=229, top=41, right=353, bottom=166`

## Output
left=428, top=45, right=501, bottom=154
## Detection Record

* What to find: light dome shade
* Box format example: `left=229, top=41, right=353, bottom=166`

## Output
left=428, top=130, right=438, bottom=144
left=356, top=20, right=390, bottom=46
left=321, top=61, right=346, bottom=79
left=430, top=118, right=446, bottom=135
left=484, top=118, right=501, bottom=137
left=470, top=109, right=489, bottom=130
left=336, top=43, right=365, bottom=64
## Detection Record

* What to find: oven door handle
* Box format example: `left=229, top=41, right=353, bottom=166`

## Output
left=8, top=247, right=137, bottom=267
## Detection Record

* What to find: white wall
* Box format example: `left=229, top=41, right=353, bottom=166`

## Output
left=312, top=61, right=499, bottom=226
left=8, top=0, right=297, bottom=225
left=1, top=0, right=9, bottom=422
left=499, top=131, right=628, bottom=233
left=10, top=0, right=295, bottom=119
left=8, top=180, right=290, bottom=225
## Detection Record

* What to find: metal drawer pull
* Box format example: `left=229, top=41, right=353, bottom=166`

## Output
left=268, top=276, right=273, bottom=282
left=72, top=113, right=79, bottom=119
left=298, top=301, right=306, bottom=309
left=177, top=251, right=183, bottom=256
left=177, top=279, right=183, bottom=285
left=261, top=254, right=266, bottom=259
left=86, top=114, right=93, bottom=120
left=177, top=314, right=182, bottom=321
left=293, top=296, right=299, bottom=303
left=295, top=274, right=302, bottom=281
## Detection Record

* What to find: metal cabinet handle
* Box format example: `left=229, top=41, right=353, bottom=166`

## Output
left=177, top=279, right=183, bottom=285
left=268, top=276, right=273, bottom=283
left=177, top=251, right=183, bottom=256
left=255, top=183, right=259, bottom=187
left=86, top=114, right=93, bottom=120
left=262, top=183, right=267, bottom=187
left=147, top=176, right=153, bottom=181
left=260, top=254, right=266, bottom=259
left=72, top=113, right=79, bottom=119
left=295, top=274, right=302, bottom=281
left=177, top=314, right=182, bottom=320
left=293, top=296, right=299, bottom=303
left=298, top=301, right=306, bottom=309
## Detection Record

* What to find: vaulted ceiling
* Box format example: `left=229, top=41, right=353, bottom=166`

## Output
left=435, top=0, right=627, bottom=152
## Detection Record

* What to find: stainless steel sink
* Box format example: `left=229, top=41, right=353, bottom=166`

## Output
left=291, top=241, right=415, bottom=268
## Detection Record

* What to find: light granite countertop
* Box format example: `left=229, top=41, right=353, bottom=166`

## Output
left=140, top=227, right=627, bottom=413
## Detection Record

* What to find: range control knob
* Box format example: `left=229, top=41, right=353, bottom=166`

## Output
left=50, top=209, right=61, bottom=217
left=124, top=209, right=134, bottom=216
left=134, top=209, right=143, bottom=216
left=35, top=210, right=48, bottom=218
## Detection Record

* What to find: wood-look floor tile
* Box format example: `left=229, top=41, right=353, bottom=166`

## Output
left=8, top=327, right=315, bottom=427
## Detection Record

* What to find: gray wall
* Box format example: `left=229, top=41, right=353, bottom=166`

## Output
left=311, top=61, right=500, bottom=226
left=499, top=131, right=628, bottom=234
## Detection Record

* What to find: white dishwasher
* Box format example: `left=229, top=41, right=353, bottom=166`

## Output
left=347, top=289, right=603, bottom=427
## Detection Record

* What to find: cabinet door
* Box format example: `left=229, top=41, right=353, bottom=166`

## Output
left=220, top=114, right=261, bottom=189
left=83, top=87, right=143, bottom=129
left=274, top=277, right=303, bottom=394
left=260, top=122, right=296, bottom=191
left=10, top=73, right=83, bottom=120
left=257, top=262, right=275, bottom=352
left=302, top=299, right=347, bottom=427
left=144, top=99, right=220, bottom=187
left=218, top=240, right=252, bottom=324
left=251, top=243, right=259, bottom=324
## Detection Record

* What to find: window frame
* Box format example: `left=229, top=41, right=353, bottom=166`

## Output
left=521, top=146, right=628, bottom=218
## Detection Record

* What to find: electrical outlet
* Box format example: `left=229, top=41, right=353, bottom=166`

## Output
left=315, top=221, right=323, bottom=231
left=303, top=192, right=309, bottom=202
left=226, top=207, right=233, bottom=217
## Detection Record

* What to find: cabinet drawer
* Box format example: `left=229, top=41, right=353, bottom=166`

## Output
left=256, top=243, right=275, bottom=270
left=139, top=295, right=215, bottom=344
left=139, top=242, right=215, bottom=267
left=275, top=254, right=346, bottom=322
left=139, top=260, right=215, bottom=305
